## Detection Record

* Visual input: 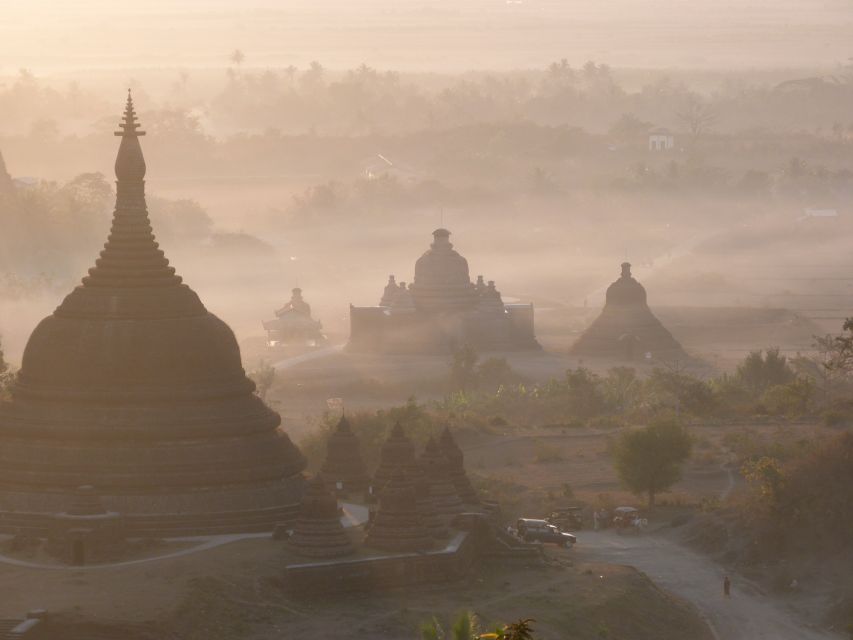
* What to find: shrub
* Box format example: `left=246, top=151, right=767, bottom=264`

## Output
left=534, top=442, right=564, bottom=463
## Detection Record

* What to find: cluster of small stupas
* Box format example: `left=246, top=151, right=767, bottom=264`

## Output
left=570, top=262, right=688, bottom=361
left=349, top=228, right=540, bottom=353
left=262, top=287, right=327, bottom=347
left=0, top=94, right=306, bottom=536
left=287, top=417, right=480, bottom=558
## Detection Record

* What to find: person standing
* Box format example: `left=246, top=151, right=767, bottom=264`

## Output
left=723, top=576, right=731, bottom=598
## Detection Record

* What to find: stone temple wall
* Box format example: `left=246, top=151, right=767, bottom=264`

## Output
left=349, top=306, right=540, bottom=354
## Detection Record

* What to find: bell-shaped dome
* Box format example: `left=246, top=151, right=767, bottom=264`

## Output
left=570, top=262, right=687, bottom=361
left=605, top=262, right=648, bottom=306
left=0, top=92, right=305, bottom=531
left=411, top=229, right=477, bottom=312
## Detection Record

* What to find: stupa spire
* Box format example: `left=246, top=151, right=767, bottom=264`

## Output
left=63, top=92, right=189, bottom=300
left=114, top=89, right=146, bottom=138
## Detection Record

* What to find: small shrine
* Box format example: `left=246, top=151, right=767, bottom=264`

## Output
left=263, top=287, right=327, bottom=347
left=288, top=476, right=354, bottom=559
left=370, top=422, right=417, bottom=496
left=438, top=427, right=480, bottom=505
left=418, top=438, right=464, bottom=519
left=319, top=415, right=370, bottom=497
left=364, top=468, right=432, bottom=552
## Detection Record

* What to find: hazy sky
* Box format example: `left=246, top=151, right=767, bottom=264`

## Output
left=2, top=0, right=852, bottom=73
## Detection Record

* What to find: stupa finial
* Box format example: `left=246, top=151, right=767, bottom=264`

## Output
left=621, top=262, right=632, bottom=278
left=113, top=90, right=148, bottom=184
left=115, top=89, right=146, bottom=138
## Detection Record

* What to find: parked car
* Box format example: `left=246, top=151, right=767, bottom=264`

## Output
left=547, top=506, right=584, bottom=531
left=516, top=518, right=576, bottom=547
left=612, top=506, right=647, bottom=534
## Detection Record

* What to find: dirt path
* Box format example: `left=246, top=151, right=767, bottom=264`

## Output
left=577, top=531, right=840, bottom=640
left=272, top=344, right=344, bottom=370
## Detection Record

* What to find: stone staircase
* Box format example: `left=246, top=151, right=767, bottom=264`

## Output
left=0, top=620, right=23, bottom=640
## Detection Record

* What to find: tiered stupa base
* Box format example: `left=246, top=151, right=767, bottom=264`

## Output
left=289, top=519, right=354, bottom=559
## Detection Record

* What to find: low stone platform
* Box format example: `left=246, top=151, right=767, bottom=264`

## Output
left=283, top=514, right=542, bottom=595
left=284, top=531, right=475, bottom=596
left=0, top=504, right=301, bottom=539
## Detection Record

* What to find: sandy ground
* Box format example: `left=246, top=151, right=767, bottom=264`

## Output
left=577, top=530, right=841, bottom=640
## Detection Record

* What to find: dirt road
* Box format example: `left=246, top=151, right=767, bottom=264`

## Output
left=578, top=531, right=840, bottom=640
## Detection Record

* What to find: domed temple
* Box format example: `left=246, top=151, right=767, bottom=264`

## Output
left=570, top=262, right=688, bottom=361
left=0, top=93, right=306, bottom=535
left=262, top=287, right=326, bottom=347
left=349, top=228, right=540, bottom=353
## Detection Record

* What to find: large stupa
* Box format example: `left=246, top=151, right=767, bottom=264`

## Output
left=570, top=262, right=688, bottom=361
left=0, top=93, right=306, bottom=535
left=349, top=228, right=540, bottom=353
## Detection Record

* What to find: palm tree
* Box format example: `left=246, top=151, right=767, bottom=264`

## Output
left=420, top=613, right=536, bottom=640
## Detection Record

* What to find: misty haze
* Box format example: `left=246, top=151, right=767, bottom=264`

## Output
left=0, top=2, right=852, bottom=639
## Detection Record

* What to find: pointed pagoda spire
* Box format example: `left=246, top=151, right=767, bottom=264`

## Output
left=371, top=422, right=417, bottom=495
left=319, top=413, right=369, bottom=496
left=438, top=426, right=479, bottom=504
left=419, top=437, right=464, bottom=518
left=115, top=89, right=146, bottom=137
left=57, top=91, right=197, bottom=313
left=113, top=89, right=147, bottom=186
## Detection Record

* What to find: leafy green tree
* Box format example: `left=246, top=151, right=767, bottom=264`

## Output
left=564, top=368, right=606, bottom=418
left=421, top=611, right=480, bottom=640
left=614, top=419, right=693, bottom=508
left=645, top=367, right=715, bottom=417
left=477, top=357, right=520, bottom=393
left=602, top=366, right=639, bottom=413
left=499, top=618, right=536, bottom=640
left=421, top=614, right=535, bottom=640
left=450, top=343, right=479, bottom=392
left=0, top=336, right=14, bottom=397
left=609, top=113, right=652, bottom=141
left=760, top=378, right=814, bottom=416
left=741, top=456, right=784, bottom=502
left=248, top=360, right=275, bottom=401
left=735, top=348, right=795, bottom=396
